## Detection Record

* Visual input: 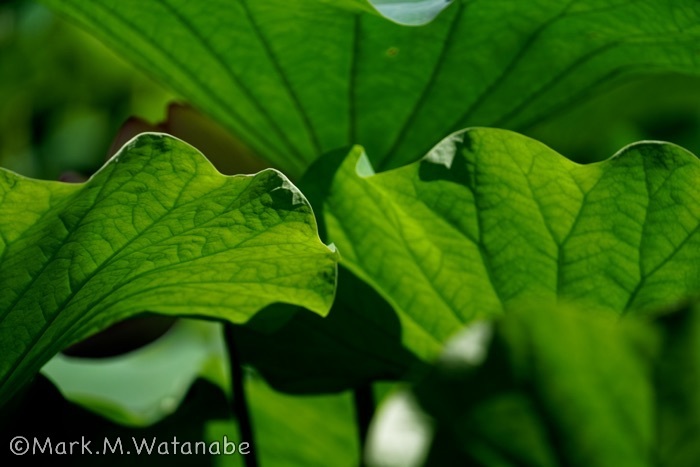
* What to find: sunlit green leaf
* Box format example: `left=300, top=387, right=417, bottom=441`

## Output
left=42, top=0, right=700, bottom=176
left=0, top=133, right=337, bottom=405
left=310, top=129, right=700, bottom=363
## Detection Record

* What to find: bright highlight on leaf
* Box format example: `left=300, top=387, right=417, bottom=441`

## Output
left=310, top=128, right=700, bottom=361
left=368, top=0, right=454, bottom=25
left=0, top=133, right=338, bottom=404
left=327, top=0, right=454, bottom=25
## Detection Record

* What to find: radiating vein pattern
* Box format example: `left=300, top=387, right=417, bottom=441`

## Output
left=316, top=129, right=700, bottom=358
left=0, top=133, right=337, bottom=404
left=44, top=0, right=700, bottom=176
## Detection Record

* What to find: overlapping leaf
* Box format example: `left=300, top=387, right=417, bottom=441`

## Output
left=0, top=133, right=337, bottom=404
left=43, top=0, right=700, bottom=176
left=305, top=128, right=700, bottom=364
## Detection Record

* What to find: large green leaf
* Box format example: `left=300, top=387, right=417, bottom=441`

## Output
left=43, top=0, right=700, bottom=176
left=227, top=128, right=700, bottom=395
left=306, top=128, right=700, bottom=363
left=0, top=133, right=337, bottom=405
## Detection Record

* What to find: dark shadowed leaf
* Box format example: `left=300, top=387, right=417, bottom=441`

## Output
left=233, top=266, right=424, bottom=393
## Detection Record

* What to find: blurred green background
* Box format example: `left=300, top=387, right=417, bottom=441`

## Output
left=528, top=72, right=700, bottom=164
left=0, top=0, right=172, bottom=179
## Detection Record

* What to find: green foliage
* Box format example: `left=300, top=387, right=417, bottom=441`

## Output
left=42, top=318, right=360, bottom=466
left=413, top=302, right=700, bottom=466
left=0, top=133, right=337, bottom=404
left=272, top=129, right=700, bottom=374
left=655, top=304, right=700, bottom=466
left=43, top=0, right=700, bottom=176
left=0, top=1, right=170, bottom=178
left=42, top=319, right=229, bottom=426
left=237, top=375, right=359, bottom=467
left=3, top=0, right=700, bottom=465
left=233, top=266, right=422, bottom=392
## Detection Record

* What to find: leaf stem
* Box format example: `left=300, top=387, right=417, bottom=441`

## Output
left=225, top=324, right=259, bottom=467
left=353, top=384, right=375, bottom=465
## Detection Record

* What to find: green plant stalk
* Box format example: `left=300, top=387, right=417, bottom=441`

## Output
left=225, top=324, right=259, bottom=467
